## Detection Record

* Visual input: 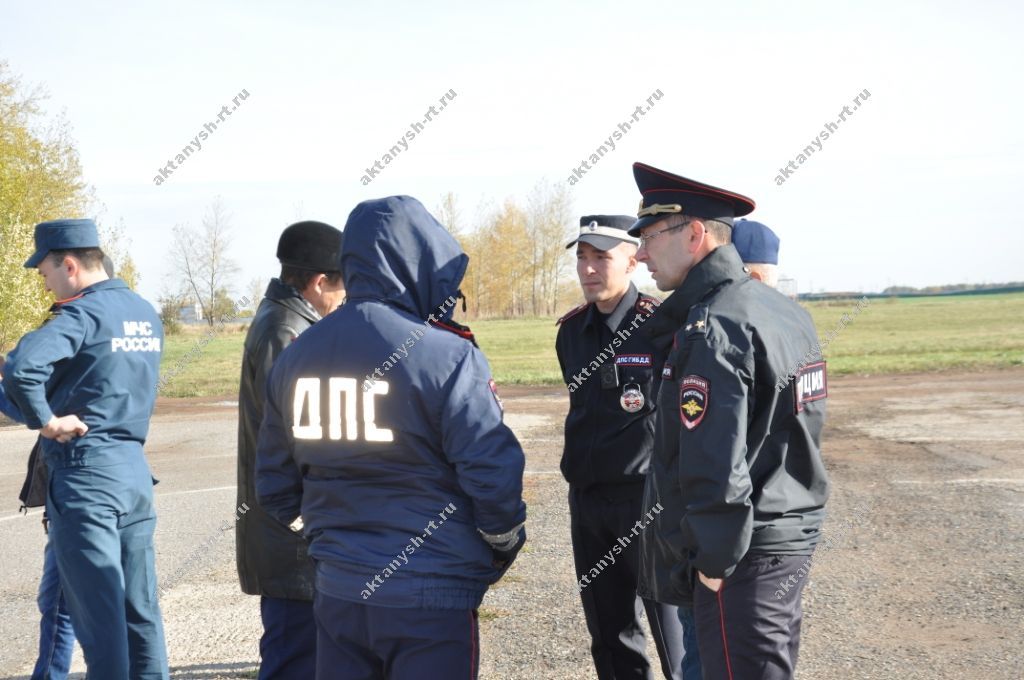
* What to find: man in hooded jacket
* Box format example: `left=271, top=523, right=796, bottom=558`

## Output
left=256, top=195, right=527, bottom=680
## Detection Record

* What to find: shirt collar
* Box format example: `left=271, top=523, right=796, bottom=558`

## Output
left=584, top=282, right=639, bottom=332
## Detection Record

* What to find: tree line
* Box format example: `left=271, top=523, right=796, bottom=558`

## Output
left=0, top=62, right=138, bottom=352
left=1, top=60, right=594, bottom=353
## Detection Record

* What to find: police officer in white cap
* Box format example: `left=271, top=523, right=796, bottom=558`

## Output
left=556, top=215, right=696, bottom=680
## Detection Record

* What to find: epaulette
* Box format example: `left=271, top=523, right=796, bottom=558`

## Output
left=430, top=318, right=478, bottom=348
left=635, top=295, right=660, bottom=317
left=683, top=304, right=710, bottom=337
left=556, top=303, right=589, bottom=325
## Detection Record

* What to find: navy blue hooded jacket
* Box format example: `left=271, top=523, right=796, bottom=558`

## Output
left=256, top=195, right=527, bottom=610
left=4, top=279, right=163, bottom=469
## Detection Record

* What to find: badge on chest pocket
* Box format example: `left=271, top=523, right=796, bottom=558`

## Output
left=620, top=383, right=645, bottom=412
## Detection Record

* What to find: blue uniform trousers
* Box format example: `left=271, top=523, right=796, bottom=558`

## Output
left=46, top=456, right=168, bottom=680
left=258, top=596, right=317, bottom=680
left=313, top=592, right=479, bottom=680
left=31, top=538, right=76, bottom=680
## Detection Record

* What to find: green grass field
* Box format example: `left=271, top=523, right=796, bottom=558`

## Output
left=159, top=292, right=1024, bottom=398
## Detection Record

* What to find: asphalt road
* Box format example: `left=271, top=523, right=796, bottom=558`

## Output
left=0, top=400, right=261, bottom=678
left=1, top=369, right=1022, bottom=679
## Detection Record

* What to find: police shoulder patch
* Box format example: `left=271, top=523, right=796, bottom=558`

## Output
left=679, top=375, right=709, bottom=430
left=557, top=303, right=589, bottom=325
left=794, top=361, right=827, bottom=413
left=635, top=295, right=660, bottom=316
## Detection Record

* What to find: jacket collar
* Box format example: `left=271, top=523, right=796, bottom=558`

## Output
left=265, top=278, right=321, bottom=324
left=646, top=245, right=746, bottom=344
left=55, top=277, right=128, bottom=306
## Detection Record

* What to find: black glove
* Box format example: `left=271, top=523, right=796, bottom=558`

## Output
left=486, top=526, right=526, bottom=578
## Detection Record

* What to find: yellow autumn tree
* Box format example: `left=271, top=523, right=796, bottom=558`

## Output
left=0, top=61, right=91, bottom=350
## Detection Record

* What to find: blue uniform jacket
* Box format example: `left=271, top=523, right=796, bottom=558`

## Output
left=0, top=381, right=24, bottom=422
left=3, top=279, right=163, bottom=468
left=256, top=195, right=527, bottom=610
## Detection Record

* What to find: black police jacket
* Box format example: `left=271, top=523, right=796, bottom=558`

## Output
left=638, top=245, right=830, bottom=605
left=556, top=283, right=663, bottom=489
left=236, top=278, right=320, bottom=600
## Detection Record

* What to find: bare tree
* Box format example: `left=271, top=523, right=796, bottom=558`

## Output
left=247, top=277, right=266, bottom=311
left=437, top=191, right=461, bottom=236
left=99, top=218, right=141, bottom=290
left=169, top=197, right=239, bottom=327
left=526, top=180, right=574, bottom=316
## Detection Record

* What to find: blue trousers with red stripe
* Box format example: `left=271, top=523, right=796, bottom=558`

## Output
left=313, top=592, right=479, bottom=680
left=693, top=553, right=811, bottom=680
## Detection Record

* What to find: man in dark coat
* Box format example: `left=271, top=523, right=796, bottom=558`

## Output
left=236, top=220, right=345, bottom=680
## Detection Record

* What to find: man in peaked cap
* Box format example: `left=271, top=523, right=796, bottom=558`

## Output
left=237, top=220, right=346, bottom=679
left=5, top=218, right=169, bottom=678
left=628, top=163, right=830, bottom=680
left=732, top=219, right=781, bottom=288
left=557, top=215, right=698, bottom=680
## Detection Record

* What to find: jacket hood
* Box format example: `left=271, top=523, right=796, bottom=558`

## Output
left=341, top=195, right=468, bottom=320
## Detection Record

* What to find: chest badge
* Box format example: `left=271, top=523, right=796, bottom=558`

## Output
left=620, top=383, right=645, bottom=413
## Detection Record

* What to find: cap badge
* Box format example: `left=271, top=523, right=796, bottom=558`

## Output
left=637, top=202, right=684, bottom=218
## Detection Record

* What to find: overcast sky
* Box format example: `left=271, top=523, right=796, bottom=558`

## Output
left=2, top=0, right=1020, bottom=303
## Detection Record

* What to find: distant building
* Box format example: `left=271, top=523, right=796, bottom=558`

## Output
left=176, top=299, right=206, bottom=324
left=777, top=277, right=798, bottom=299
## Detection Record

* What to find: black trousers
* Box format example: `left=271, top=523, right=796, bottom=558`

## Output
left=570, top=485, right=688, bottom=680
left=693, top=553, right=813, bottom=680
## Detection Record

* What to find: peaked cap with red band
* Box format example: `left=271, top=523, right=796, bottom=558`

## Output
left=627, top=162, right=756, bottom=236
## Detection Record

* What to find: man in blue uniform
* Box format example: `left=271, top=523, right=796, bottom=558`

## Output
left=628, top=163, right=829, bottom=680
left=236, top=220, right=345, bottom=679
left=556, top=215, right=698, bottom=680
left=4, top=219, right=168, bottom=679
left=0, top=253, right=110, bottom=680
left=256, top=195, right=527, bottom=680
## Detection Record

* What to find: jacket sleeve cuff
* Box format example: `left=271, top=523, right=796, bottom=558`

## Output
left=23, top=403, right=53, bottom=431
left=479, top=521, right=525, bottom=547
